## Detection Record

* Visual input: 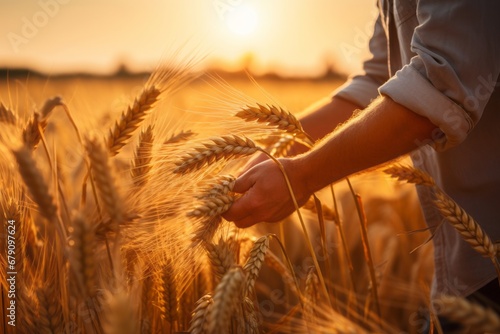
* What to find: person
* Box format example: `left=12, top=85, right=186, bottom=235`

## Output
left=223, top=0, right=500, bottom=329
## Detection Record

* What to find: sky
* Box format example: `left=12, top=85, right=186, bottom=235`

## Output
left=0, top=0, right=376, bottom=77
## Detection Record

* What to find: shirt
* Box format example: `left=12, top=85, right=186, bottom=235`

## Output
left=333, top=0, right=500, bottom=298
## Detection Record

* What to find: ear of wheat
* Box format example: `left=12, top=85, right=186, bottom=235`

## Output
left=69, top=213, right=96, bottom=299
left=189, top=294, right=213, bottom=334
left=164, top=129, right=196, bottom=144
left=22, top=96, right=62, bottom=150
left=22, top=112, right=47, bottom=150
left=173, top=135, right=258, bottom=174
left=434, top=295, right=500, bottom=333
left=304, top=267, right=320, bottom=325
left=107, top=86, right=161, bottom=157
left=188, top=194, right=234, bottom=218
left=131, top=125, right=154, bottom=188
left=155, top=260, right=179, bottom=325
left=86, top=137, right=123, bottom=228
left=383, top=164, right=436, bottom=187
left=434, top=191, right=496, bottom=260
left=0, top=102, right=17, bottom=125
left=243, top=235, right=270, bottom=295
left=12, top=147, right=59, bottom=224
left=203, top=239, right=235, bottom=280
left=235, top=104, right=313, bottom=146
left=36, top=285, right=65, bottom=334
left=208, top=266, right=246, bottom=334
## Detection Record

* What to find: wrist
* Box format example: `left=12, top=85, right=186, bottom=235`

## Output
left=285, top=155, right=315, bottom=203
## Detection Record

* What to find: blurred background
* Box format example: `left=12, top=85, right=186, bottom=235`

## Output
left=0, top=0, right=375, bottom=77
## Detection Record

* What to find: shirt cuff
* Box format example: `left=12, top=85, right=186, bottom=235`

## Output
left=379, top=65, right=473, bottom=150
left=332, top=76, right=381, bottom=108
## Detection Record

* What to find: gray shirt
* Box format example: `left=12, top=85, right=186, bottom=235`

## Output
left=334, top=0, right=500, bottom=298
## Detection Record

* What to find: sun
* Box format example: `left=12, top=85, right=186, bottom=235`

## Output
left=226, top=5, right=259, bottom=36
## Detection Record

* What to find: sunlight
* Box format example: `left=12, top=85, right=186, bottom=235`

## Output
left=226, top=5, right=258, bottom=36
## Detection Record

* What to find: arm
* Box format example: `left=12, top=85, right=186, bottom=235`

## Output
left=223, top=96, right=436, bottom=227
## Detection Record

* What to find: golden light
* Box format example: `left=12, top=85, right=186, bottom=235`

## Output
left=226, top=5, right=258, bottom=36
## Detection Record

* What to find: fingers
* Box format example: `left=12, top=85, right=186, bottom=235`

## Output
left=231, top=170, right=255, bottom=194
left=223, top=191, right=253, bottom=223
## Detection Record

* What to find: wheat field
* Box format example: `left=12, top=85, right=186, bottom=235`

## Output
left=0, top=63, right=498, bottom=334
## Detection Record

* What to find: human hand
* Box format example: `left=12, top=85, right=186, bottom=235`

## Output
left=223, top=157, right=310, bottom=228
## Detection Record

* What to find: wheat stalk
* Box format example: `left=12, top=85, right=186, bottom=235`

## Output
left=304, top=267, right=320, bottom=325
left=243, top=296, right=259, bottom=334
left=36, top=285, right=65, bottom=334
left=302, top=196, right=336, bottom=221
left=173, top=135, right=258, bottom=174
left=434, top=191, right=496, bottom=259
left=191, top=217, right=222, bottom=244
left=203, top=239, right=235, bottom=279
left=196, top=174, right=236, bottom=199
left=156, top=261, right=178, bottom=325
left=12, top=147, right=59, bottom=223
left=17, top=288, right=38, bottom=333
left=0, top=102, right=17, bottom=125
left=188, top=194, right=234, bottom=218
left=189, top=294, right=213, bottom=334
left=434, top=295, right=500, bottom=333
left=69, top=213, right=96, bottom=299
left=235, top=103, right=312, bottom=144
left=270, top=133, right=295, bottom=157
left=22, top=112, right=47, bottom=150
left=131, top=125, right=154, bottom=188
left=164, top=129, right=196, bottom=144
left=384, top=164, right=436, bottom=187
left=39, top=96, right=64, bottom=118
left=208, top=266, right=246, bottom=334
left=22, top=96, right=62, bottom=150
left=86, top=137, right=123, bottom=228
left=243, top=235, right=270, bottom=295
left=107, top=86, right=160, bottom=157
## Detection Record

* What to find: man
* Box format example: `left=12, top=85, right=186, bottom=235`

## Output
left=223, top=0, right=500, bottom=326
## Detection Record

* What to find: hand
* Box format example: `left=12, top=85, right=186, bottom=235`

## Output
left=223, top=157, right=310, bottom=228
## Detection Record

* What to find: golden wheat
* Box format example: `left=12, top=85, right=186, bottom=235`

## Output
left=107, top=86, right=160, bottom=157
left=0, top=102, right=17, bottom=125
left=236, top=103, right=304, bottom=134
left=384, top=164, right=436, bottom=187
left=173, top=135, right=258, bottom=174
left=189, top=294, right=213, bottom=334
left=434, top=191, right=496, bottom=259
left=203, top=239, right=235, bottom=279
left=164, top=129, right=196, bottom=144
left=36, top=285, right=65, bottom=334
left=12, top=147, right=59, bottom=224
left=131, top=125, right=154, bottom=188
left=86, top=137, right=123, bottom=228
left=208, top=266, right=246, bottom=334
left=69, top=213, right=96, bottom=299
left=434, top=295, right=500, bottom=333
left=243, top=235, right=270, bottom=295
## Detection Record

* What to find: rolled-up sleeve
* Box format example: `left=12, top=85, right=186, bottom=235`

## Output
left=379, top=0, right=500, bottom=150
left=333, top=13, right=390, bottom=108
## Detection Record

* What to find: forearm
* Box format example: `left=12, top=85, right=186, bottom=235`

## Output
left=299, top=96, right=362, bottom=140
left=290, top=96, right=362, bottom=155
left=292, top=95, right=437, bottom=193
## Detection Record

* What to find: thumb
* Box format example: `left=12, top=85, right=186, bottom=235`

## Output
left=223, top=172, right=255, bottom=223
left=231, top=170, right=255, bottom=194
